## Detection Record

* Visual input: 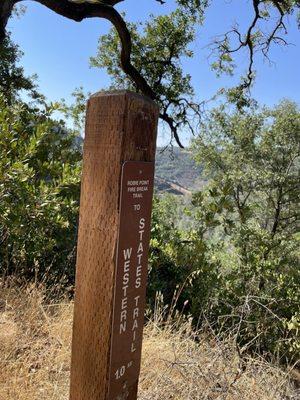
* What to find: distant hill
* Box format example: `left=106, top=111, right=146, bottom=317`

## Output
left=78, top=137, right=204, bottom=195
left=155, top=147, right=205, bottom=195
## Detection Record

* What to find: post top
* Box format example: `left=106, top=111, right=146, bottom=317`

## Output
left=90, top=90, right=159, bottom=110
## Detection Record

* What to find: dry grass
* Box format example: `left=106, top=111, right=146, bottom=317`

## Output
left=0, top=283, right=299, bottom=400
left=0, top=284, right=71, bottom=400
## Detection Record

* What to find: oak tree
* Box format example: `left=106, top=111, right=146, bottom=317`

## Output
left=1, top=0, right=299, bottom=145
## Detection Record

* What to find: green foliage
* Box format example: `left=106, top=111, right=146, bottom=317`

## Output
left=91, top=10, right=195, bottom=92
left=0, top=23, right=299, bottom=366
left=148, top=195, right=218, bottom=313
left=0, top=35, right=84, bottom=287
left=175, top=0, right=208, bottom=20
left=91, top=9, right=200, bottom=140
left=0, top=34, right=39, bottom=104
left=193, top=100, right=299, bottom=239
left=0, top=96, right=82, bottom=286
left=60, top=87, right=89, bottom=134
left=192, top=101, right=300, bottom=362
left=150, top=101, right=300, bottom=363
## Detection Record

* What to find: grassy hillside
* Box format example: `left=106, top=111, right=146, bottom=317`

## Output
left=75, top=142, right=204, bottom=195
left=0, top=283, right=299, bottom=400
left=155, top=147, right=205, bottom=194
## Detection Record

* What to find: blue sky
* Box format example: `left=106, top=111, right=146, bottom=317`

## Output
left=8, top=0, right=300, bottom=145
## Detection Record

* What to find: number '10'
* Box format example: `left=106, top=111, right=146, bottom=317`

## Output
left=115, top=365, right=126, bottom=380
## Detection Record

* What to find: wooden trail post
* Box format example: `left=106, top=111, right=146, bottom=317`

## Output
left=69, top=91, right=159, bottom=400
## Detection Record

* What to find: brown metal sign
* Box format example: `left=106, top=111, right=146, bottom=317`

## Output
left=107, top=161, right=155, bottom=400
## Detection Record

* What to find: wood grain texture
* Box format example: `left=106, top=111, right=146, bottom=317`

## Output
left=69, top=91, right=158, bottom=400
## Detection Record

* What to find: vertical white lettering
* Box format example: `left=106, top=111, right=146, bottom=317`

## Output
left=136, top=265, right=142, bottom=277
left=121, top=298, right=127, bottom=310
left=132, top=319, right=138, bottom=330
left=123, top=247, right=132, bottom=260
left=133, top=307, right=139, bottom=319
left=123, top=272, right=129, bottom=285
left=122, top=285, right=128, bottom=297
left=135, top=278, right=141, bottom=289
left=139, top=230, right=144, bottom=241
left=134, top=296, right=140, bottom=306
left=131, top=342, right=136, bottom=353
left=120, top=322, right=126, bottom=334
left=137, top=242, right=143, bottom=253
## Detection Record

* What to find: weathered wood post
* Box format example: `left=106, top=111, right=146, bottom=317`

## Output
left=69, top=91, right=158, bottom=400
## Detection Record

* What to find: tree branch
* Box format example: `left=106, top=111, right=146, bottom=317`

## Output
left=0, top=0, right=156, bottom=99
left=160, top=111, right=184, bottom=148
left=34, top=0, right=157, bottom=99
left=209, top=0, right=293, bottom=91
left=0, top=1, right=17, bottom=40
left=1, top=0, right=190, bottom=147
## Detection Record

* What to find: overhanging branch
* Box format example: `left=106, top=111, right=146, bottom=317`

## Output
left=0, top=0, right=156, bottom=99
left=0, top=0, right=188, bottom=147
left=24, top=0, right=157, bottom=100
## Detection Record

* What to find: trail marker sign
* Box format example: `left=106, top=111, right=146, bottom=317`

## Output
left=69, top=91, right=158, bottom=400
left=108, top=161, right=154, bottom=399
